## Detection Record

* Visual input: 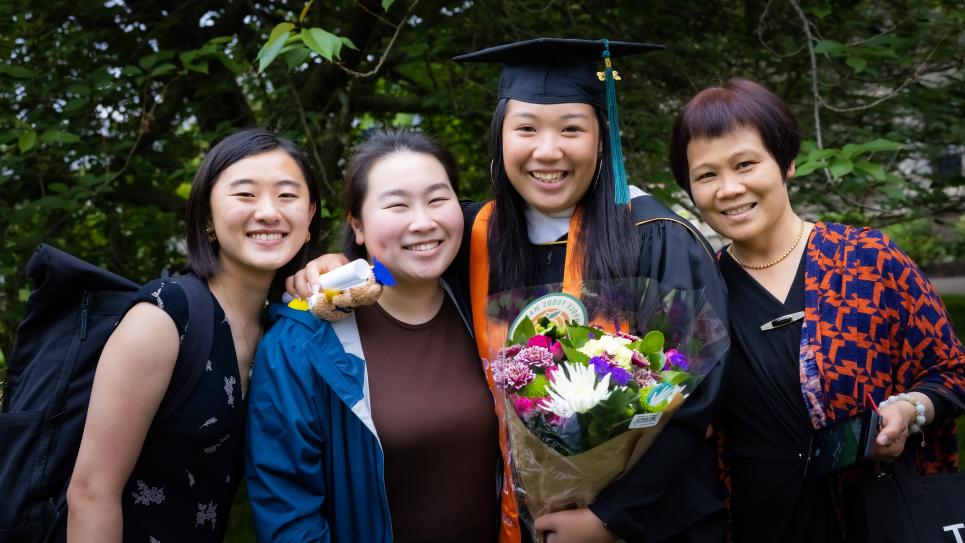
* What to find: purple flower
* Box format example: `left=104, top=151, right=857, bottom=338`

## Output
left=590, top=356, right=611, bottom=377
left=665, top=349, right=689, bottom=371
left=608, top=366, right=632, bottom=386
left=590, top=356, right=633, bottom=387
left=516, top=346, right=555, bottom=368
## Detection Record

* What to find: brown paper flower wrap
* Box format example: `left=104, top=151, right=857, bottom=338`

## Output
left=505, top=392, right=684, bottom=538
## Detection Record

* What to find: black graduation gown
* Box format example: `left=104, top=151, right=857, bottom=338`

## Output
left=462, top=196, right=730, bottom=543
left=718, top=252, right=844, bottom=542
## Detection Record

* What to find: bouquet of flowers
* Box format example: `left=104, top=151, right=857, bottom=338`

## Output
left=484, top=279, right=727, bottom=540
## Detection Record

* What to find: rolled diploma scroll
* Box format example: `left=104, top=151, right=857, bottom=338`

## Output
left=308, top=258, right=371, bottom=307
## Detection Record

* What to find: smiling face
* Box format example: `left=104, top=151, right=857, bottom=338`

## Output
left=208, top=149, right=316, bottom=278
left=349, top=151, right=463, bottom=288
left=687, top=126, right=796, bottom=244
left=501, top=100, right=601, bottom=215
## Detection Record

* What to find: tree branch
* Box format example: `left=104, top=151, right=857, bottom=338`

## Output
left=334, top=0, right=420, bottom=78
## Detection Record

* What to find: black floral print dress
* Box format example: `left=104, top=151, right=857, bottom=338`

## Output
left=119, top=278, right=246, bottom=542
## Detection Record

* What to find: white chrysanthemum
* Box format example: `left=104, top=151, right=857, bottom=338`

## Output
left=543, top=362, right=612, bottom=417
left=579, top=336, right=634, bottom=369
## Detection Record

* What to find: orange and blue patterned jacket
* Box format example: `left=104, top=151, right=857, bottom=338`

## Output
left=799, top=222, right=965, bottom=473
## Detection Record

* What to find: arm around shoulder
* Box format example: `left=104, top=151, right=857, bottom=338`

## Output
left=66, top=302, right=180, bottom=543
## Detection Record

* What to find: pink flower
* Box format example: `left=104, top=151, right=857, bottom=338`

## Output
left=515, top=346, right=555, bottom=368
left=491, top=349, right=535, bottom=390
left=494, top=359, right=534, bottom=390
left=501, top=344, right=522, bottom=358
left=527, top=335, right=552, bottom=349
left=615, top=331, right=640, bottom=341
left=633, top=367, right=659, bottom=388
left=544, top=413, right=565, bottom=427
left=545, top=364, right=559, bottom=382
left=514, top=396, right=539, bottom=419
left=631, top=351, right=649, bottom=368
left=549, top=341, right=564, bottom=361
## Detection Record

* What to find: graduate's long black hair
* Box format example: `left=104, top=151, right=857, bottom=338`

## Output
left=486, top=98, right=640, bottom=292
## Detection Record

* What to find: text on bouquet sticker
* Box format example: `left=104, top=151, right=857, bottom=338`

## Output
left=509, top=293, right=588, bottom=338
left=629, top=413, right=663, bottom=429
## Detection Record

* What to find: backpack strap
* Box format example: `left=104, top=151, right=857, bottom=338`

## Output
left=154, top=273, right=214, bottom=424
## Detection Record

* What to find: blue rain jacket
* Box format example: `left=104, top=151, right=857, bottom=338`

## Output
left=246, top=303, right=392, bottom=543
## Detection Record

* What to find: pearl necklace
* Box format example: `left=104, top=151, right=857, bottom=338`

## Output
left=728, top=220, right=806, bottom=270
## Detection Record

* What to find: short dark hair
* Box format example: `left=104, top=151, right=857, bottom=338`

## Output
left=341, top=129, right=459, bottom=260
left=185, top=127, right=322, bottom=282
left=669, top=78, right=801, bottom=200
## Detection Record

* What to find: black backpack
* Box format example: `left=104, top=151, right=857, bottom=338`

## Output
left=0, top=244, right=214, bottom=543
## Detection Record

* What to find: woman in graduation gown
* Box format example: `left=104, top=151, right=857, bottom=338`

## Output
left=290, top=39, right=730, bottom=543
left=667, top=78, right=965, bottom=542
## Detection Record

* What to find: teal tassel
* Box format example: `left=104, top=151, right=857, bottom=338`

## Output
left=602, top=39, right=630, bottom=205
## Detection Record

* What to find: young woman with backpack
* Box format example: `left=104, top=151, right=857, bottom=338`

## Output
left=65, top=128, right=321, bottom=542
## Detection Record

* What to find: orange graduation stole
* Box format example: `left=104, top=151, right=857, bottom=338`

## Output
left=469, top=201, right=584, bottom=543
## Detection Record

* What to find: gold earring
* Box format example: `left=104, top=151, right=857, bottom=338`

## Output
left=305, top=231, right=311, bottom=243
left=206, top=227, right=217, bottom=242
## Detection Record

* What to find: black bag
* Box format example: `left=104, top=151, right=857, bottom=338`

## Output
left=0, top=244, right=214, bottom=543
left=861, top=454, right=965, bottom=543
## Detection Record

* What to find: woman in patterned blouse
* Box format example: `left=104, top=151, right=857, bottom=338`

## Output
left=668, top=78, right=964, bottom=542
left=66, top=128, right=321, bottom=542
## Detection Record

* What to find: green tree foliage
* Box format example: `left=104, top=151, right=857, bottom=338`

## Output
left=0, top=0, right=962, bottom=365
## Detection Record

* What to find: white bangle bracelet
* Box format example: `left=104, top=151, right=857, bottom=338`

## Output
left=879, top=393, right=927, bottom=446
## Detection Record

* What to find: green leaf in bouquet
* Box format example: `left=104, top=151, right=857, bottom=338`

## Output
left=511, top=316, right=536, bottom=345
left=581, top=387, right=639, bottom=447
left=561, top=344, right=590, bottom=364
left=639, top=331, right=664, bottom=353
left=583, top=415, right=605, bottom=448
left=535, top=316, right=562, bottom=338
left=518, top=374, right=550, bottom=398
left=659, top=370, right=690, bottom=386
left=565, top=325, right=591, bottom=347
left=647, top=351, right=666, bottom=371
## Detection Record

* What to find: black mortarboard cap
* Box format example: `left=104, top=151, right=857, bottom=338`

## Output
left=453, top=38, right=662, bottom=107
left=454, top=38, right=664, bottom=204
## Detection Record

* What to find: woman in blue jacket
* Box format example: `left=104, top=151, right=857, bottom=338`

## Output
left=246, top=130, right=502, bottom=543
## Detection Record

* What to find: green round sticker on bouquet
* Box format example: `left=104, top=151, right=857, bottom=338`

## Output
left=646, top=382, right=677, bottom=410
left=509, top=293, right=588, bottom=340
